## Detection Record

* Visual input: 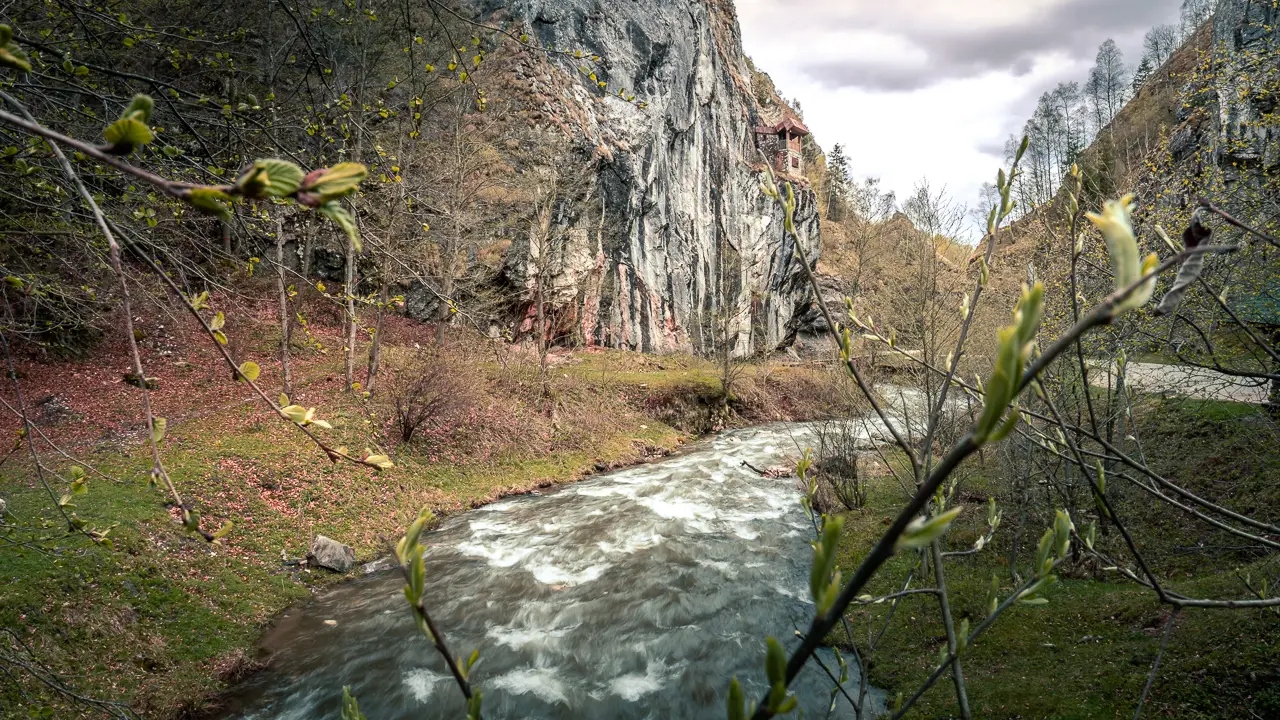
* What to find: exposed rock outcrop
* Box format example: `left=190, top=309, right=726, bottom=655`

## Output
left=485, top=0, right=820, bottom=356
left=308, top=535, right=356, bottom=573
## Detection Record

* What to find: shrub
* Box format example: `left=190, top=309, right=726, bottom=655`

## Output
left=389, top=348, right=477, bottom=444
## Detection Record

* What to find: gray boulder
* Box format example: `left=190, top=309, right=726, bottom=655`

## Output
left=307, top=535, right=356, bottom=573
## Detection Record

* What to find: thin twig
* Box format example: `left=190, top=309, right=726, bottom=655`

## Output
left=1133, top=607, right=1180, bottom=720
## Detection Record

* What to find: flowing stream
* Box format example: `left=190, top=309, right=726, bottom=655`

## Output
left=220, top=421, right=903, bottom=719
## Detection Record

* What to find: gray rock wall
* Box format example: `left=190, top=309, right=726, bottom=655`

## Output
left=1212, top=0, right=1279, bottom=176
left=489, top=0, right=820, bottom=356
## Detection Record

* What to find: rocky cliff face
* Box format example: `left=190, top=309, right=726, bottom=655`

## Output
left=481, top=0, right=820, bottom=356
left=1210, top=0, right=1279, bottom=182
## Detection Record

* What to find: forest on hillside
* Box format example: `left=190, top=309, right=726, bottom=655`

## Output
left=0, top=0, right=1278, bottom=719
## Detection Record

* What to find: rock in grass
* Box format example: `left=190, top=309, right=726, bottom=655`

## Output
left=307, top=535, right=356, bottom=573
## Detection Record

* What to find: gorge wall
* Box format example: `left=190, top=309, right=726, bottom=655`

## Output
left=480, top=0, right=821, bottom=356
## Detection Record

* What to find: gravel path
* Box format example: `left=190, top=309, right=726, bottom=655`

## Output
left=1088, top=361, right=1270, bottom=404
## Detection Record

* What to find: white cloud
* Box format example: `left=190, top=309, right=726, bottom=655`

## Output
left=737, top=0, right=1182, bottom=217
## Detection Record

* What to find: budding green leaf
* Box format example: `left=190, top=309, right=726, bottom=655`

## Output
left=281, top=404, right=308, bottom=424
left=1085, top=195, right=1158, bottom=313
left=103, top=118, right=153, bottom=154
left=189, top=291, right=211, bottom=311
left=0, top=26, right=32, bottom=72
left=1034, top=528, right=1055, bottom=577
left=1014, top=282, right=1044, bottom=348
left=237, top=361, right=261, bottom=383
left=341, top=686, right=367, bottom=720
left=1016, top=135, right=1030, bottom=163
left=1054, top=509, right=1074, bottom=560
left=302, top=162, right=368, bottom=202
left=122, top=94, right=154, bottom=123
left=318, top=201, right=362, bottom=252
left=150, top=417, right=167, bottom=445
left=365, top=453, right=394, bottom=470
left=896, top=506, right=964, bottom=552
left=188, top=188, right=234, bottom=222
left=765, top=637, right=786, bottom=685
left=727, top=678, right=746, bottom=720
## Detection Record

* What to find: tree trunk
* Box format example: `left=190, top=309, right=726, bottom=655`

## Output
left=275, top=219, right=293, bottom=398
left=344, top=235, right=358, bottom=391
left=365, top=256, right=389, bottom=394
left=1268, top=328, right=1280, bottom=419
left=288, top=217, right=314, bottom=347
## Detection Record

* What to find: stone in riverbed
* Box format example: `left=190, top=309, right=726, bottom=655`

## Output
left=307, top=535, right=355, bottom=573
left=361, top=556, right=397, bottom=575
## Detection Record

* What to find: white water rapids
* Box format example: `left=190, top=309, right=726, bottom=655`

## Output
left=220, top=420, right=911, bottom=719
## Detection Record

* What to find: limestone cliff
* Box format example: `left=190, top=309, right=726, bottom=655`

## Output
left=480, top=0, right=820, bottom=356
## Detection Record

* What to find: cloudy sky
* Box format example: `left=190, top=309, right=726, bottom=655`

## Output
left=737, top=0, right=1184, bottom=228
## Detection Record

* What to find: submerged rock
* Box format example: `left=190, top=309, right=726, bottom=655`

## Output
left=361, top=556, right=398, bottom=575
left=307, top=535, right=356, bottom=573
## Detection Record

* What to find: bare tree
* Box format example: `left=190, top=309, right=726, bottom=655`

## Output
left=1086, top=39, right=1130, bottom=132
left=1143, top=24, right=1181, bottom=68
left=1180, top=0, right=1214, bottom=37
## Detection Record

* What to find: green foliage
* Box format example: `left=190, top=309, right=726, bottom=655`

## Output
left=0, top=25, right=30, bottom=72
left=1084, top=195, right=1158, bottom=311
left=974, top=281, right=1043, bottom=444
left=341, top=687, right=367, bottom=720
left=726, top=677, right=747, bottom=720
left=895, top=506, right=964, bottom=552
left=763, top=637, right=798, bottom=714
left=318, top=201, right=361, bottom=250
left=809, top=514, right=844, bottom=614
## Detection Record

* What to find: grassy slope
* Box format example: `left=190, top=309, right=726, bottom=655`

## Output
left=0, top=289, right=837, bottom=718
left=829, top=398, right=1279, bottom=719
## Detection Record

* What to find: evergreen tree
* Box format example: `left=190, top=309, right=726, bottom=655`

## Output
left=1132, top=56, right=1153, bottom=93
left=825, top=143, right=851, bottom=221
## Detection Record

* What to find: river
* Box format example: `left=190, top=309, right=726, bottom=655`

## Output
left=219, top=423, right=892, bottom=719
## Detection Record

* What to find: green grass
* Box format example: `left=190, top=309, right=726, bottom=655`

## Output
left=0, top=364, right=695, bottom=717
left=0, top=343, right=842, bottom=717
left=825, top=429, right=1279, bottom=718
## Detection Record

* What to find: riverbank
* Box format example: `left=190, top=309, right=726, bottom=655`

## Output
left=827, top=397, right=1280, bottom=718
left=0, top=299, right=841, bottom=718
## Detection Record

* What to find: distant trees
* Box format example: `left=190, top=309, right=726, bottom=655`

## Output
left=1144, top=24, right=1180, bottom=68
left=1132, top=56, right=1153, bottom=93
left=846, top=177, right=897, bottom=224
left=1181, top=0, right=1214, bottom=35
left=1087, top=39, right=1130, bottom=130
left=1007, top=0, right=1224, bottom=215
left=1010, top=27, right=1168, bottom=211
left=824, top=144, right=851, bottom=221
left=1016, top=82, right=1089, bottom=209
